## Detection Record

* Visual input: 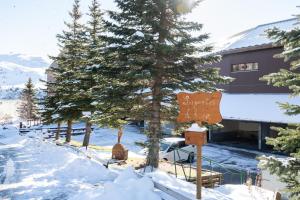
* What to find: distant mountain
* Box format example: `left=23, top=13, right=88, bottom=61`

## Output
left=0, top=53, right=49, bottom=68
left=0, top=53, right=50, bottom=99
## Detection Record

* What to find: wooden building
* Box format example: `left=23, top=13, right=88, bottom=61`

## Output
left=208, top=18, right=300, bottom=151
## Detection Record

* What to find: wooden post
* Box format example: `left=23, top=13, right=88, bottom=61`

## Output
left=117, top=127, right=123, bottom=143
left=177, top=92, right=223, bottom=200
left=196, top=145, right=202, bottom=199
left=185, top=126, right=207, bottom=200
left=55, top=122, right=61, bottom=141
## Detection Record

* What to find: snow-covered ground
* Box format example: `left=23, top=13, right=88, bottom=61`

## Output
left=73, top=125, right=146, bottom=157
left=0, top=126, right=161, bottom=200
left=70, top=125, right=259, bottom=173
left=0, top=100, right=20, bottom=123
left=148, top=170, right=277, bottom=200
left=0, top=125, right=283, bottom=200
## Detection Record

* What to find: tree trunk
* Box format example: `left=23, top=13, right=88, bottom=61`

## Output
left=55, top=122, right=61, bottom=141
left=147, top=85, right=162, bottom=168
left=82, top=121, right=92, bottom=147
left=65, top=119, right=72, bottom=143
left=146, top=2, right=166, bottom=168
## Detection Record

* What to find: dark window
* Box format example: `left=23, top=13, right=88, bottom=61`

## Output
left=178, top=141, right=187, bottom=148
left=231, top=62, right=258, bottom=72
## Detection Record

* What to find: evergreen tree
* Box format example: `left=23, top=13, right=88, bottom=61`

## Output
left=79, top=0, right=105, bottom=147
left=99, top=0, right=230, bottom=167
left=40, top=71, right=64, bottom=140
left=50, top=0, right=86, bottom=143
left=18, top=78, right=39, bottom=125
left=260, top=15, right=300, bottom=199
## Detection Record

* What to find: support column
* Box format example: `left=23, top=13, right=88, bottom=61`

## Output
left=208, top=127, right=212, bottom=142
left=258, top=123, right=270, bottom=150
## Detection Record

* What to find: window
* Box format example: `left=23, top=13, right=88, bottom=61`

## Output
left=167, top=144, right=177, bottom=152
left=231, top=62, right=258, bottom=72
left=160, top=142, right=170, bottom=151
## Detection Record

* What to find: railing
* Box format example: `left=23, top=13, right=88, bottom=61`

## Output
left=201, top=155, right=246, bottom=184
left=173, top=148, right=246, bottom=186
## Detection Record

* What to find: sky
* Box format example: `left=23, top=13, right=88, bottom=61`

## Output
left=0, top=0, right=298, bottom=60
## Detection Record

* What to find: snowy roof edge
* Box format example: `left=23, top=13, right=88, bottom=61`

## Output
left=213, top=18, right=298, bottom=55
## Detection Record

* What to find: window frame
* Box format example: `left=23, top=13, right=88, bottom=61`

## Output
left=231, top=62, right=259, bottom=73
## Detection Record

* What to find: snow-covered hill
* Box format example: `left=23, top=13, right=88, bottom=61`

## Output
left=0, top=53, right=50, bottom=99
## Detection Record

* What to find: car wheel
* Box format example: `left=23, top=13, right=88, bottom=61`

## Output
left=187, top=152, right=194, bottom=163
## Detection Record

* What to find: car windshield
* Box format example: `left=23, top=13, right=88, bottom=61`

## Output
left=159, top=142, right=170, bottom=151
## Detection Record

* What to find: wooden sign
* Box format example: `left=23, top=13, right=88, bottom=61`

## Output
left=177, top=92, right=222, bottom=125
left=185, top=131, right=207, bottom=146
left=176, top=92, right=222, bottom=200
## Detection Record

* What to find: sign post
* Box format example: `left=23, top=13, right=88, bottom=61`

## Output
left=177, top=92, right=222, bottom=199
left=197, top=144, right=202, bottom=199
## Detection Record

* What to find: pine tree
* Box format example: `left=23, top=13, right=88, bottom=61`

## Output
left=40, top=72, right=64, bottom=140
left=98, top=0, right=230, bottom=167
left=18, top=78, right=39, bottom=126
left=79, top=0, right=105, bottom=147
left=50, top=0, right=87, bottom=143
left=260, top=15, right=300, bottom=199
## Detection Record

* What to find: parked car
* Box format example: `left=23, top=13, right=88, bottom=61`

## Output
left=159, top=137, right=196, bottom=163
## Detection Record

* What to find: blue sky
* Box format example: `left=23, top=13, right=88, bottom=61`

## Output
left=0, top=0, right=298, bottom=59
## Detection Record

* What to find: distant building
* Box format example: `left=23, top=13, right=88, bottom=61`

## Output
left=209, top=18, right=300, bottom=151
left=46, top=62, right=57, bottom=84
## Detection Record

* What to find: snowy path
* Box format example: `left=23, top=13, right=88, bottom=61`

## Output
left=0, top=135, right=115, bottom=200
left=0, top=145, right=18, bottom=198
left=0, top=127, right=165, bottom=200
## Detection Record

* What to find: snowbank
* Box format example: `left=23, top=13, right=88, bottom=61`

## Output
left=0, top=130, right=114, bottom=199
left=72, top=167, right=161, bottom=200
left=0, top=127, right=161, bottom=200
left=147, top=170, right=277, bottom=200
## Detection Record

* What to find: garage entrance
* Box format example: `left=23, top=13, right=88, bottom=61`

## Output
left=209, top=120, right=262, bottom=149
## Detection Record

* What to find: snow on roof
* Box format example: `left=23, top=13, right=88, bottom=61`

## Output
left=214, top=18, right=298, bottom=53
left=221, top=93, right=300, bottom=124
left=162, top=137, right=185, bottom=144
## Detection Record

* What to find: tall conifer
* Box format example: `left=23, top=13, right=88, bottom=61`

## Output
left=99, top=0, right=230, bottom=167
left=80, top=0, right=105, bottom=147
left=50, top=0, right=86, bottom=143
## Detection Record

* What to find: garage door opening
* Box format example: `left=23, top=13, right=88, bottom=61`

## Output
left=209, top=120, right=260, bottom=150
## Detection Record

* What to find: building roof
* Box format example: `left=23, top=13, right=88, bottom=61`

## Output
left=221, top=93, right=300, bottom=124
left=214, top=18, right=298, bottom=54
left=162, top=137, right=185, bottom=144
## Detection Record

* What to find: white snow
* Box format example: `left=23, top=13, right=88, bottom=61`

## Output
left=3, top=159, right=15, bottom=184
left=0, top=125, right=286, bottom=199
left=221, top=93, right=300, bottom=123
left=72, top=167, right=161, bottom=200
left=162, top=137, right=185, bottom=143
left=0, top=53, right=49, bottom=99
left=133, top=31, right=145, bottom=37
left=214, top=18, right=298, bottom=53
left=147, top=170, right=277, bottom=200
left=187, top=123, right=208, bottom=132
left=0, top=61, right=46, bottom=89
left=202, top=144, right=259, bottom=171
left=72, top=125, right=147, bottom=160
left=0, top=127, right=162, bottom=200
left=0, top=100, right=20, bottom=123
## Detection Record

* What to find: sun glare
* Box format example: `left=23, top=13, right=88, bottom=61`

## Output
left=176, top=0, right=195, bottom=14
